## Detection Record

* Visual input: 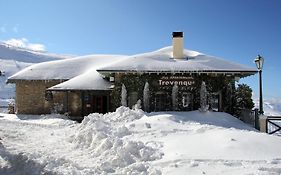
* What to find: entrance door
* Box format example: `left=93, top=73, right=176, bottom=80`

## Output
left=93, top=95, right=108, bottom=114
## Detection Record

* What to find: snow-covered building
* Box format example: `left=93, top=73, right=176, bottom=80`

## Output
left=7, top=32, right=257, bottom=119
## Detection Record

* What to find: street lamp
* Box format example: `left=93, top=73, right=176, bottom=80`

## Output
left=254, top=55, right=264, bottom=114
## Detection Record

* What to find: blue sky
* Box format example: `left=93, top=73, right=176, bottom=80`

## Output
left=0, top=0, right=281, bottom=98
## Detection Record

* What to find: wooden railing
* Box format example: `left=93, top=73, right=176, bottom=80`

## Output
left=266, top=116, right=281, bottom=135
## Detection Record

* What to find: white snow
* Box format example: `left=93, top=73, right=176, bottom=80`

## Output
left=8, top=54, right=127, bottom=91
left=49, top=69, right=112, bottom=91
left=1, top=107, right=281, bottom=175
left=254, top=98, right=281, bottom=116
left=0, top=59, right=32, bottom=101
left=0, top=42, right=71, bottom=63
left=47, top=54, right=128, bottom=90
left=121, top=84, right=128, bottom=107
left=0, top=42, right=73, bottom=111
left=8, top=54, right=125, bottom=81
left=143, top=82, right=150, bottom=111
left=98, top=46, right=257, bottom=75
left=172, top=84, right=178, bottom=110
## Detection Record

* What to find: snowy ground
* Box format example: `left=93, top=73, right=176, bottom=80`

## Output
left=1, top=107, right=281, bottom=175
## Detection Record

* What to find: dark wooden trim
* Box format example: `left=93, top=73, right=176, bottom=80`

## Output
left=47, top=89, right=112, bottom=92
left=266, top=116, right=281, bottom=135
left=97, top=69, right=257, bottom=74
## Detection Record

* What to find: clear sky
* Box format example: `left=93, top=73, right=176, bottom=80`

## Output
left=0, top=0, right=281, bottom=99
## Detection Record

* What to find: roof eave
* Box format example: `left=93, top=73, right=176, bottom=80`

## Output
left=6, top=78, right=69, bottom=84
left=47, top=88, right=112, bottom=91
left=97, top=69, right=258, bottom=75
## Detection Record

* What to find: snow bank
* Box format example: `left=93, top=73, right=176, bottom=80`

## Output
left=1, top=108, right=281, bottom=175
left=0, top=146, right=52, bottom=175
left=70, top=107, right=162, bottom=174
left=0, top=113, right=76, bottom=126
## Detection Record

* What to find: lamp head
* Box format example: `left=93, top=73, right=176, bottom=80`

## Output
left=254, top=55, right=264, bottom=70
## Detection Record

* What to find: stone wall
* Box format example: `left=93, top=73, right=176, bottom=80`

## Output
left=15, top=80, right=63, bottom=114
left=68, top=91, right=82, bottom=116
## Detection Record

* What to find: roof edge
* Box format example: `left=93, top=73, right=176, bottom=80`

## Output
left=6, top=78, right=69, bottom=84
left=97, top=69, right=258, bottom=74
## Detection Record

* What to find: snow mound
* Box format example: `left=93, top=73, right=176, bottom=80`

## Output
left=70, top=107, right=162, bottom=174
left=103, top=106, right=145, bottom=123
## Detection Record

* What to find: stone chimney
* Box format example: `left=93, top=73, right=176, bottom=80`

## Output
left=172, top=31, right=184, bottom=59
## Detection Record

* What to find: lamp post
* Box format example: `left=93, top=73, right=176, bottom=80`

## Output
left=254, top=55, right=264, bottom=115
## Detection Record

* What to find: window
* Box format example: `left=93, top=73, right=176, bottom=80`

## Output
left=45, top=91, right=53, bottom=101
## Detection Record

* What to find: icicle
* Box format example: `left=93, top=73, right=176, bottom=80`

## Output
left=143, top=82, right=150, bottom=111
left=121, top=84, right=127, bottom=107
left=172, top=84, right=178, bottom=110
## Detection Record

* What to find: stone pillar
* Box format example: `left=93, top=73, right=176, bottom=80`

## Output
left=259, top=114, right=267, bottom=133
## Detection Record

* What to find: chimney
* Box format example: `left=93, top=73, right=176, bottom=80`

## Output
left=172, top=31, right=184, bottom=59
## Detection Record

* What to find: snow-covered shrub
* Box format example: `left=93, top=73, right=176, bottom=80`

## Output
left=233, top=83, right=255, bottom=117
left=172, top=84, right=179, bottom=110
left=121, top=84, right=128, bottom=107
left=143, top=82, right=150, bottom=111
left=199, top=81, right=209, bottom=112
left=133, top=99, right=142, bottom=110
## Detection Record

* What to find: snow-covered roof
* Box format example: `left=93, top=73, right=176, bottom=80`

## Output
left=8, top=46, right=257, bottom=91
left=7, top=54, right=126, bottom=83
left=97, top=46, right=257, bottom=76
left=48, top=69, right=112, bottom=91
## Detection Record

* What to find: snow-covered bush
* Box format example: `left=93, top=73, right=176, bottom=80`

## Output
left=133, top=99, right=142, bottom=110
left=143, top=82, right=150, bottom=111
left=121, top=84, right=127, bottom=107
left=233, top=83, right=255, bottom=116
left=199, top=81, right=209, bottom=112
left=172, top=84, right=178, bottom=110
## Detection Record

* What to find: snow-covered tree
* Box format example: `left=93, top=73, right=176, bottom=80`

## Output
left=172, top=84, right=178, bottom=110
left=121, top=84, right=127, bottom=107
left=143, top=82, right=150, bottom=111
left=233, top=83, right=254, bottom=116
left=133, top=99, right=142, bottom=110
left=225, top=82, right=234, bottom=114
left=199, top=81, right=209, bottom=112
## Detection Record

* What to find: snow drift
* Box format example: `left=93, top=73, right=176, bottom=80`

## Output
left=1, top=107, right=281, bottom=175
left=70, top=107, right=163, bottom=174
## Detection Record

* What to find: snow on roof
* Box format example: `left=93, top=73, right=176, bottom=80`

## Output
left=8, top=54, right=126, bottom=82
left=8, top=46, right=257, bottom=90
left=48, top=69, right=112, bottom=91
left=97, top=46, right=257, bottom=75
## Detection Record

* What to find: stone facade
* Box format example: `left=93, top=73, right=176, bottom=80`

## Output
left=13, top=73, right=236, bottom=117
left=15, top=80, right=63, bottom=114
left=14, top=79, right=102, bottom=118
